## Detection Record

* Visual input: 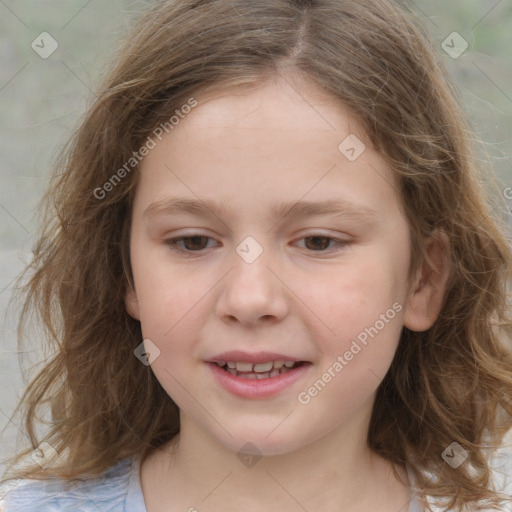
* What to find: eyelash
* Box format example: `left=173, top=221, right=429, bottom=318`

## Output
left=164, top=234, right=350, bottom=257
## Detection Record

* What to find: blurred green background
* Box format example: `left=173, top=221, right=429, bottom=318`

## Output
left=0, top=0, right=511, bottom=472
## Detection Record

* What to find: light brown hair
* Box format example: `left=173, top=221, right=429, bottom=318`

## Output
left=2, top=1, right=512, bottom=510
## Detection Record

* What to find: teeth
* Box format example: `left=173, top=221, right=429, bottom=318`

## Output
left=253, top=362, right=273, bottom=373
left=235, top=362, right=254, bottom=372
left=219, top=360, right=297, bottom=371
left=216, top=360, right=305, bottom=380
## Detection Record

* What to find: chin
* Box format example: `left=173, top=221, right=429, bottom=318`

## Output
left=214, top=427, right=311, bottom=458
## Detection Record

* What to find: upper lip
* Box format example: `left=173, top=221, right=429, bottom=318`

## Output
left=207, top=350, right=308, bottom=364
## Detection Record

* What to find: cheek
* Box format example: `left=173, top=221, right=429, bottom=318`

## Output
left=297, top=250, right=406, bottom=364
left=131, top=244, right=208, bottom=335
left=308, top=256, right=404, bottom=324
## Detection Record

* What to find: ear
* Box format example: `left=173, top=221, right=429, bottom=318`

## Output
left=403, top=229, right=451, bottom=332
left=125, top=284, right=141, bottom=321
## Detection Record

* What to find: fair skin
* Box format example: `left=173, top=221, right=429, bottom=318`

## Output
left=125, top=74, right=450, bottom=512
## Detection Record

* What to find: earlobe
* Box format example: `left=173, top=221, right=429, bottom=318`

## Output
left=402, top=229, right=451, bottom=332
left=125, top=285, right=141, bottom=321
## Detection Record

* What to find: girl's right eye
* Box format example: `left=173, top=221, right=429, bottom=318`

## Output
left=165, top=235, right=218, bottom=257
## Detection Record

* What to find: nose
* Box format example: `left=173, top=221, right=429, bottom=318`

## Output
left=214, top=242, right=289, bottom=327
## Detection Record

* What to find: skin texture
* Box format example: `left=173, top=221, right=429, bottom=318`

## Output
left=125, top=75, right=450, bottom=512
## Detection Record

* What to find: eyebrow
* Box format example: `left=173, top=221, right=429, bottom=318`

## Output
left=143, top=196, right=377, bottom=228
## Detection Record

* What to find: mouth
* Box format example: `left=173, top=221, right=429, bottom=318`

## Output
left=211, top=360, right=309, bottom=379
left=206, top=356, right=312, bottom=399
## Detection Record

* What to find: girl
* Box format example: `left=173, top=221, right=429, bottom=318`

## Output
left=1, top=0, right=512, bottom=511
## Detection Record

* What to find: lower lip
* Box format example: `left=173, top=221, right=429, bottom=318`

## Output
left=207, top=362, right=311, bottom=399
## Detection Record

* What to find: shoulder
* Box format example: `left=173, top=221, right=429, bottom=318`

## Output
left=1, top=456, right=143, bottom=512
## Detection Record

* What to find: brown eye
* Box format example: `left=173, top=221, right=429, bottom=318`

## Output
left=303, top=236, right=332, bottom=251
left=295, top=234, right=350, bottom=255
left=179, top=236, right=210, bottom=251
left=165, top=235, right=217, bottom=256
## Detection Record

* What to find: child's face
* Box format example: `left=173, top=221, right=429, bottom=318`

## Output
left=126, top=77, right=417, bottom=456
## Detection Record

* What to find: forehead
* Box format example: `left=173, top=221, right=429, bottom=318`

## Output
left=182, top=76, right=365, bottom=136
left=134, top=77, right=401, bottom=223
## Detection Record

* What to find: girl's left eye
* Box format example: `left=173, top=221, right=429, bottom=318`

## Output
left=164, top=234, right=349, bottom=257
